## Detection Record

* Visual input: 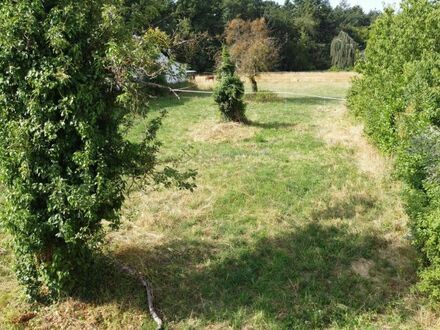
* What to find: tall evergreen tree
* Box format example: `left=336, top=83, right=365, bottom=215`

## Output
left=213, top=47, right=246, bottom=122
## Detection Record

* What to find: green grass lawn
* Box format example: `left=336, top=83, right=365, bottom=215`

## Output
left=0, top=74, right=439, bottom=329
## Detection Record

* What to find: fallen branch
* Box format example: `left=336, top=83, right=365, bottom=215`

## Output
left=13, top=312, right=37, bottom=324
left=113, top=259, right=164, bottom=330
left=134, top=80, right=181, bottom=100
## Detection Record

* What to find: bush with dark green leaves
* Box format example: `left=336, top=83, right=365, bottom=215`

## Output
left=213, top=47, right=246, bottom=122
left=0, top=0, right=194, bottom=301
left=348, top=0, right=440, bottom=299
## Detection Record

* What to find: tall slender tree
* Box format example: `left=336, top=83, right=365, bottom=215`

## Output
left=213, top=47, right=246, bottom=122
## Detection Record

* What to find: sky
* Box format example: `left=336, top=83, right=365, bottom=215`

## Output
left=275, top=0, right=401, bottom=12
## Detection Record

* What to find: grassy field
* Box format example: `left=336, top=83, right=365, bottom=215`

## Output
left=192, top=72, right=355, bottom=99
left=0, top=72, right=439, bottom=329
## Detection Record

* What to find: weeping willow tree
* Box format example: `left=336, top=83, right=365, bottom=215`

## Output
left=330, top=31, right=357, bottom=69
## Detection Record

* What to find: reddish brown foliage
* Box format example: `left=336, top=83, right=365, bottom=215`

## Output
left=225, top=18, right=279, bottom=91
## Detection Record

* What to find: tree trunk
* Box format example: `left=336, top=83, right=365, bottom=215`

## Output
left=250, top=76, right=258, bottom=93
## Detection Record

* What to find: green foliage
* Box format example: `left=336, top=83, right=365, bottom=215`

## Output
left=333, top=2, right=380, bottom=49
left=348, top=0, right=440, bottom=300
left=216, top=46, right=236, bottom=79
left=0, top=0, right=194, bottom=301
left=398, top=126, right=440, bottom=299
left=171, top=0, right=223, bottom=72
left=160, top=0, right=376, bottom=72
left=330, top=31, right=357, bottom=69
left=213, top=47, right=246, bottom=122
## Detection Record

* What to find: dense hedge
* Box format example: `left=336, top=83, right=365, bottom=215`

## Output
left=348, top=0, right=440, bottom=299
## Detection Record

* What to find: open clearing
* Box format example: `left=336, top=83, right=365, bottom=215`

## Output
left=1, top=72, right=439, bottom=329
left=192, top=71, right=355, bottom=99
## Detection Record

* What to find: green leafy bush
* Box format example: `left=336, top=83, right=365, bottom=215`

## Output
left=0, top=0, right=194, bottom=301
left=348, top=0, right=440, bottom=299
left=213, top=47, right=246, bottom=122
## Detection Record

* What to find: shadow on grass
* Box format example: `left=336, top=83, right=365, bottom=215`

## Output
left=148, top=94, right=338, bottom=113
left=311, top=193, right=378, bottom=221
left=246, top=120, right=298, bottom=129
left=273, top=96, right=341, bottom=106
left=99, top=222, right=417, bottom=328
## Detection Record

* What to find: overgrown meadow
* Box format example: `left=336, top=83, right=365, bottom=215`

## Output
left=1, top=73, right=438, bottom=329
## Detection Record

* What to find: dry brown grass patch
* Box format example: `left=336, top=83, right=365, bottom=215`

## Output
left=108, top=184, right=218, bottom=248
left=191, top=75, right=217, bottom=90
left=351, top=258, right=375, bottom=279
left=258, top=71, right=357, bottom=83
left=191, top=72, right=357, bottom=94
left=27, top=299, right=145, bottom=330
left=317, top=105, right=391, bottom=178
left=190, top=120, right=258, bottom=143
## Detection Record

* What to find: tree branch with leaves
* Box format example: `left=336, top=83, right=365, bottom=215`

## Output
left=225, top=18, right=279, bottom=92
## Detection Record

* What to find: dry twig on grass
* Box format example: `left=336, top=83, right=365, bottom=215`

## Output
left=113, top=259, right=164, bottom=330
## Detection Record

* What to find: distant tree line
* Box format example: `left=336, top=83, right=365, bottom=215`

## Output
left=151, top=0, right=379, bottom=72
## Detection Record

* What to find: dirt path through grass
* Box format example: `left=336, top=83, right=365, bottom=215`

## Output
left=316, top=104, right=390, bottom=179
